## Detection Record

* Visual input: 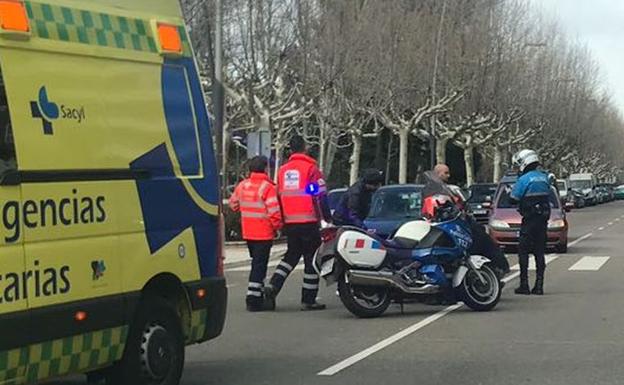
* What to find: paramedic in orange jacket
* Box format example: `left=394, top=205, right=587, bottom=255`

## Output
left=264, top=135, right=332, bottom=311
left=229, top=156, right=283, bottom=312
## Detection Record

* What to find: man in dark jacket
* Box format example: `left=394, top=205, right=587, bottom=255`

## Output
left=333, top=169, right=384, bottom=228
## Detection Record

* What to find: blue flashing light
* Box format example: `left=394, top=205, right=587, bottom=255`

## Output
left=305, top=182, right=320, bottom=195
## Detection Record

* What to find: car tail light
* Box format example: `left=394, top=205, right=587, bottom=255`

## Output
left=320, top=227, right=338, bottom=243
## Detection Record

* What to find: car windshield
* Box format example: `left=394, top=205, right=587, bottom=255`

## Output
left=570, top=180, right=592, bottom=190
left=368, top=189, right=423, bottom=219
left=497, top=186, right=559, bottom=209
left=468, top=185, right=497, bottom=202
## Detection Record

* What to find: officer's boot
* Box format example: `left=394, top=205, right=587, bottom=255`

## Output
left=262, top=285, right=277, bottom=311
left=515, top=256, right=531, bottom=295
left=531, top=272, right=544, bottom=295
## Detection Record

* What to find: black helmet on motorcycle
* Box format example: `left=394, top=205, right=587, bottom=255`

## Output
left=362, top=168, right=384, bottom=185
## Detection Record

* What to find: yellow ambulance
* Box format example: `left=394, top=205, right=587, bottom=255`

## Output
left=0, top=0, right=226, bottom=384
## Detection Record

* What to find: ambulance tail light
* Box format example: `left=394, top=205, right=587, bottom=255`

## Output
left=0, top=0, right=31, bottom=37
left=74, top=311, right=88, bottom=322
left=216, top=213, right=225, bottom=277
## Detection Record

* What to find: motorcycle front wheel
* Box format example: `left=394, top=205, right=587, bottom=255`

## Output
left=338, top=274, right=391, bottom=318
left=457, top=264, right=501, bottom=312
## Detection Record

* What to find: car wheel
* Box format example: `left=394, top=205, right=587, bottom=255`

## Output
left=556, top=242, right=568, bottom=254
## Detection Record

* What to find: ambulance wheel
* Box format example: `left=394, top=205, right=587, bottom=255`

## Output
left=107, top=296, right=185, bottom=385
left=338, top=274, right=391, bottom=318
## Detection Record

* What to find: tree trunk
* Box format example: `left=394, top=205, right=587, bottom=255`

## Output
left=436, top=138, right=448, bottom=165
left=493, top=145, right=502, bottom=183
left=325, top=140, right=338, bottom=181
left=349, top=134, right=362, bottom=185
left=464, top=146, right=475, bottom=186
left=385, top=134, right=394, bottom=184
left=319, top=120, right=327, bottom=172
left=374, top=129, right=385, bottom=170
left=398, top=129, right=409, bottom=184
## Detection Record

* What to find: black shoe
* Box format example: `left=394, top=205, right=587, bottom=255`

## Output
left=515, top=284, right=530, bottom=295
left=246, top=304, right=264, bottom=312
left=301, top=302, right=326, bottom=311
left=262, top=286, right=276, bottom=311
left=531, top=278, right=544, bottom=295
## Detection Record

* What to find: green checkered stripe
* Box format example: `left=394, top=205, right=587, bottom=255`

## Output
left=0, top=325, right=128, bottom=384
left=23, top=1, right=192, bottom=56
left=186, top=309, right=208, bottom=343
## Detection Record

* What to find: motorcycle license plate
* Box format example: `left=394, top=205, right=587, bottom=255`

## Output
left=320, top=258, right=335, bottom=276
left=474, top=209, right=487, bottom=215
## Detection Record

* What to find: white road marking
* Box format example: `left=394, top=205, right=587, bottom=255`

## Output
left=317, top=303, right=463, bottom=376
left=598, top=227, right=605, bottom=231
left=569, top=256, right=611, bottom=271
left=608, top=222, right=614, bottom=226
left=616, top=218, right=621, bottom=222
left=511, top=255, right=558, bottom=271
left=319, top=249, right=565, bottom=376
left=569, top=233, right=592, bottom=247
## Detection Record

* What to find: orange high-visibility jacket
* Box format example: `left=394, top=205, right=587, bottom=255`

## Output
left=277, top=153, right=327, bottom=224
left=229, top=172, right=283, bottom=240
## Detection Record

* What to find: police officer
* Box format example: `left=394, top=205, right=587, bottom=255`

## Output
left=510, top=149, right=551, bottom=295
left=264, top=135, right=332, bottom=311
left=229, top=156, right=283, bottom=311
left=333, top=168, right=384, bottom=227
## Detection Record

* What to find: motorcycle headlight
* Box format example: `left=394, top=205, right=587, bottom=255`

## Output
left=489, top=219, right=510, bottom=230
left=548, top=219, right=566, bottom=230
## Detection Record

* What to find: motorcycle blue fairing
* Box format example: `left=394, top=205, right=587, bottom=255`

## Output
left=412, top=217, right=474, bottom=286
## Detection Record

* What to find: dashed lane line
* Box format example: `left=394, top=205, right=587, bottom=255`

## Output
left=569, top=256, right=611, bottom=271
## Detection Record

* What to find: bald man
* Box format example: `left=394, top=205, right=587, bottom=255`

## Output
left=433, top=164, right=451, bottom=183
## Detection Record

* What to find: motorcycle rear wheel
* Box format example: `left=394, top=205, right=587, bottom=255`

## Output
left=457, top=264, right=501, bottom=312
left=338, top=274, right=391, bottom=318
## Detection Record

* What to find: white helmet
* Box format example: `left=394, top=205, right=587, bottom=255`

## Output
left=512, top=149, right=540, bottom=173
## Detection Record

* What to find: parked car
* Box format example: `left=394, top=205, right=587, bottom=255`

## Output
left=596, top=183, right=615, bottom=202
left=569, top=173, right=597, bottom=205
left=466, top=183, right=498, bottom=224
left=615, top=185, right=624, bottom=200
left=556, top=179, right=569, bottom=201
left=488, top=174, right=569, bottom=253
left=327, top=187, right=348, bottom=215
left=363, top=184, right=424, bottom=238
left=567, top=189, right=586, bottom=209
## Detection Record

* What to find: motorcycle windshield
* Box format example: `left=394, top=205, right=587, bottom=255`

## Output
left=422, top=171, right=456, bottom=199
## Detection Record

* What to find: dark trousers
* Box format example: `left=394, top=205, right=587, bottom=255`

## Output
left=246, top=240, right=273, bottom=307
left=518, top=215, right=548, bottom=280
left=269, top=223, right=321, bottom=304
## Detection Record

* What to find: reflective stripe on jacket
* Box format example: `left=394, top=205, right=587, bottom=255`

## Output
left=229, top=172, right=283, bottom=240
left=278, top=153, right=327, bottom=224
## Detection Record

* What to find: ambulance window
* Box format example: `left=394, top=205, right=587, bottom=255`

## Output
left=0, top=71, right=16, bottom=175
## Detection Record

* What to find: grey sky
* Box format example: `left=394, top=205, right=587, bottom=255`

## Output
left=534, top=0, right=624, bottom=114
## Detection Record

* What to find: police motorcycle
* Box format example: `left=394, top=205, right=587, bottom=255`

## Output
left=314, top=180, right=501, bottom=318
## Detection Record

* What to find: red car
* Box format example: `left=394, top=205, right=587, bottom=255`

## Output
left=488, top=176, right=569, bottom=254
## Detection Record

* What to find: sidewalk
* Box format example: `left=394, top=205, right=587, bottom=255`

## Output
left=224, top=242, right=287, bottom=266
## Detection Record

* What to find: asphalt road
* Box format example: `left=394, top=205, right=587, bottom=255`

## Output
left=53, top=201, right=624, bottom=385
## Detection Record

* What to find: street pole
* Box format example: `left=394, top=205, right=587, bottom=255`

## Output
left=430, top=0, right=447, bottom=169
left=214, top=0, right=226, bottom=196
